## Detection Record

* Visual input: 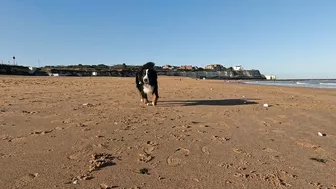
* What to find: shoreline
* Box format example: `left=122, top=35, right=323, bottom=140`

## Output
left=242, top=80, right=336, bottom=89
left=1, top=74, right=335, bottom=89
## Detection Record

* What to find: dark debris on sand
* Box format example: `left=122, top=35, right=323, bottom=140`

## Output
left=89, top=153, right=115, bottom=172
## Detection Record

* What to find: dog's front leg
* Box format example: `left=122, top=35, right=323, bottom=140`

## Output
left=152, top=89, right=159, bottom=106
left=141, top=92, right=149, bottom=104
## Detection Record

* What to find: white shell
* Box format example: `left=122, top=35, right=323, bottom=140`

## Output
left=318, top=132, right=325, bottom=136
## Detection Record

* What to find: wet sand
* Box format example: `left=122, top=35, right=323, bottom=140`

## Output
left=0, top=76, right=335, bottom=189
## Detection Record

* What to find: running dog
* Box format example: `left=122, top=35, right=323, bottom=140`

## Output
left=135, top=62, right=159, bottom=106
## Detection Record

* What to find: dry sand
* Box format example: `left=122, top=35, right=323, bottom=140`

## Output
left=0, top=76, right=335, bottom=189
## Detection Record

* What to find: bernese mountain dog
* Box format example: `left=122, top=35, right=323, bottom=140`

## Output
left=136, top=62, right=159, bottom=106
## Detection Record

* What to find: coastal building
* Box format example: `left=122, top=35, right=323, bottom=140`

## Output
left=233, top=65, right=243, bottom=71
left=264, top=75, right=276, bottom=80
left=28, top=67, right=37, bottom=74
left=204, top=64, right=224, bottom=71
left=179, top=65, right=193, bottom=70
left=162, top=65, right=175, bottom=70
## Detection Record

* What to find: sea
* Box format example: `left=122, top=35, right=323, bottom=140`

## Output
left=243, top=79, right=336, bottom=89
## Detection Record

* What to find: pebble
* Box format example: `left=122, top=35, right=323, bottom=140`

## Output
left=193, top=178, right=200, bottom=182
left=82, top=103, right=94, bottom=107
left=100, top=183, right=111, bottom=189
left=55, top=127, right=64, bottom=130
left=318, top=132, right=326, bottom=136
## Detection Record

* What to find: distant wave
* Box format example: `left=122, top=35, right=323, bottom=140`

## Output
left=243, top=80, right=336, bottom=89
left=320, top=82, right=336, bottom=86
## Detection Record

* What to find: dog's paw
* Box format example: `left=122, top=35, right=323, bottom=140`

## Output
left=152, top=102, right=156, bottom=106
left=146, top=103, right=150, bottom=106
left=141, top=99, right=143, bottom=102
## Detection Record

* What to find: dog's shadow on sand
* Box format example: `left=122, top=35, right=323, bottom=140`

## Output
left=160, top=98, right=259, bottom=107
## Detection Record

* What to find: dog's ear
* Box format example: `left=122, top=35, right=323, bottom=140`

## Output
left=142, top=62, right=155, bottom=69
left=137, top=70, right=142, bottom=78
left=136, top=71, right=143, bottom=84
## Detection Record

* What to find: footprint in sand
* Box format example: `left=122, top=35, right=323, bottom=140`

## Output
left=144, top=146, right=155, bottom=154
left=270, top=155, right=285, bottom=162
left=295, top=141, right=320, bottom=149
left=267, top=174, right=292, bottom=188
left=139, top=146, right=156, bottom=163
left=280, top=170, right=298, bottom=179
left=271, top=129, right=286, bottom=134
left=8, top=136, right=26, bottom=143
left=139, top=153, right=154, bottom=163
left=12, top=173, right=38, bottom=189
left=262, top=147, right=285, bottom=162
left=218, top=162, right=234, bottom=169
left=262, top=147, right=278, bottom=153
left=167, top=148, right=190, bottom=166
left=147, top=141, right=158, bottom=146
left=212, top=135, right=230, bottom=142
left=67, top=143, right=93, bottom=160
left=201, top=146, right=210, bottom=154
left=233, top=148, right=252, bottom=157
left=0, top=153, right=12, bottom=158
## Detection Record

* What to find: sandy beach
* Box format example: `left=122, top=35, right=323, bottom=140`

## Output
left=0, top=76, right=335, bottom=189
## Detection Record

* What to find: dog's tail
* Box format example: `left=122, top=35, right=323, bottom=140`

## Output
left=142, top=62, right=155, bottom=69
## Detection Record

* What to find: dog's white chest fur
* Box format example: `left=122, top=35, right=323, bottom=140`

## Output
left=143, top=84, right=153, bottom=94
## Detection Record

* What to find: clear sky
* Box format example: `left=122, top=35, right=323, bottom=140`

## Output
left=0, top=0, right=335, bottom=79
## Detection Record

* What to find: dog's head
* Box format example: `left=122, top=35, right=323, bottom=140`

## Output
left=138, top=62, right=157, bottom=85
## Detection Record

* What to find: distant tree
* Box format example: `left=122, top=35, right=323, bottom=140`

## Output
left=97, top=64, right=108, bottom=68
left=112, top=63, right=128, bottom=70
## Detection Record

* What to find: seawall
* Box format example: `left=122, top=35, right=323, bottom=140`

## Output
left=1, top=64, right=265, bottom=80
left=159, top=70, right=266, bottom=80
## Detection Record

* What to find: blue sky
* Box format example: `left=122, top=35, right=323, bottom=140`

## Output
left=0, top=0, right=335, bottom=79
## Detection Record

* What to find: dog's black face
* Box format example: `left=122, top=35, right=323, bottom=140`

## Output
left=136, top=62, right=157, bottom=86
left=141, top=68, right=157, bottom=85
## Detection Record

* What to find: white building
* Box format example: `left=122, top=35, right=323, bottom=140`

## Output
left=28, top=67, right=37, bottom=74
left=92, top=71, right=98, bottom=76
left=264, top=75, right=276, bottom=80
left=233, top=65, right=243, bottom=71
left=204, top=64, right=224, bottom=71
